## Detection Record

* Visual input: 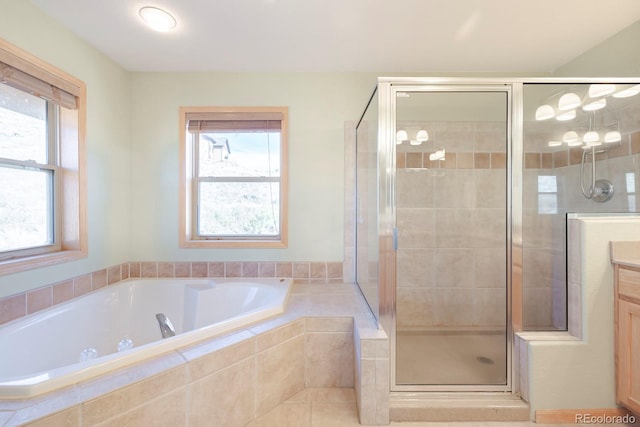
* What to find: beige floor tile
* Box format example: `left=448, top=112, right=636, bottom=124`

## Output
left=245, top=387, right=639, bottom=427
left=308, top=387, right=356, bottom=403
left=443, top=423, right=535, bottom=427
left=246, top=401, right=311, bottom=427
left=280, top=387, right=355, bottom=404
left=389, top=422, right=450, bottom=427
left=285, top=388, right=313, bottom=402
left=311, top=402, right=360, bottom=427
left=389, top=423, right=531, bottom=427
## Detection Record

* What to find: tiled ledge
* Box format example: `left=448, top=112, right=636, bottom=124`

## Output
left=610, top=240, right=640, bottom=268
left=0, top=260, right=346, bottom=326
left=0, top=282, right=389, bottom=427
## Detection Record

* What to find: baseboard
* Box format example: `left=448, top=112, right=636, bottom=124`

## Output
left=535, top=407, right=637, bottom=424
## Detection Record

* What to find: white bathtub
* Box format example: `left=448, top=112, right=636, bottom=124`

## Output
left=0, top=277, right=292, bottom=398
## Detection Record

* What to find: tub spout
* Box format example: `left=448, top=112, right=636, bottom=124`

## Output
left=155, top=313, right=176, bottom=338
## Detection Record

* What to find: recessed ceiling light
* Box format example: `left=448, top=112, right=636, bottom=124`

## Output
left=139, top=6, right=176, bottom=32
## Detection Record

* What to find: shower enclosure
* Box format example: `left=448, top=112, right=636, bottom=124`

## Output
left=355, top=77, right=640, bottom=392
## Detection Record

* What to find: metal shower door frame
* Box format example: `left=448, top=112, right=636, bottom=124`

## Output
left=378, top=79, right=515, bottom=393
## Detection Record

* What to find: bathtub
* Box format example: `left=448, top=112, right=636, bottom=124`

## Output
left=0, top=277, right=292, bottom=398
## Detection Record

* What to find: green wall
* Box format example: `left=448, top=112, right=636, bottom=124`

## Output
left=554, top=19, right=640, bottom=76
left=129, top=72, right=376, bottom=262
left=0, top=0, right=132, bottom=297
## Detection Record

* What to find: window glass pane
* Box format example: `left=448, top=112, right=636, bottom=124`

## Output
left=0, top=166, right=53, bottom=251
left=537, top=194, right=558, bottom=214
left=537, top=175, right=557, bottom=193
left=523, top=81, right=640, bottom=331
left=626, top=172, right=636, bottom=193
left=198, top=181, right=280, bottom=236
left=198, top=132, right=281, bottom=178
left=0, top=82, right=47, bottom=163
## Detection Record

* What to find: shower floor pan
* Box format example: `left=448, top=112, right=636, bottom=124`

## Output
left=396, top=330, right=507, bottom=386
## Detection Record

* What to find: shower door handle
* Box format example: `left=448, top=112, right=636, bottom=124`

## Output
left=392, top=227, right=398, bottom=251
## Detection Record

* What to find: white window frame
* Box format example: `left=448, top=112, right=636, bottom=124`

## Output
left=179, top=106, right=288, bottom=248
left=0, top=38, right=87, bottom=275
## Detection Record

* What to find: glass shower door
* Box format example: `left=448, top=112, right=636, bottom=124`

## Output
left=393, top=88, right=510, bottom=389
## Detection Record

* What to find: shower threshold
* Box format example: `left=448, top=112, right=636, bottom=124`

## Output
left=389, top=391, right=530, bottom=422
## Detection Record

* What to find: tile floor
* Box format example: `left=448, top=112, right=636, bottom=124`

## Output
left=248, top=388, right=638, bottom=427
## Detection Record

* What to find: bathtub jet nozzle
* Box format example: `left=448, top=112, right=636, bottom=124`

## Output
left=155, top=313, right=176, bottom=338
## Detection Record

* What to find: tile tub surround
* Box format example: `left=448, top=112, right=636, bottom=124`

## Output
left=0, top=282, right=390, bottom=427
left=0, top=260, right=345, bottom=326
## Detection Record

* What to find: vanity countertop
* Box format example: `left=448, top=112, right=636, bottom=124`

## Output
left=611, top=241, right=640, bottom=269
left=612, top=258, right=640, bottom=269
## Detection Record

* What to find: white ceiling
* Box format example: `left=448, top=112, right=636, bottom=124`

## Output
left=29, top=0, right=640, bottom=73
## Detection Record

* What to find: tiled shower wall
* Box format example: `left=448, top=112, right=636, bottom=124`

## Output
left=0, top=261, right=344, bottom=326
left=394, top=122, right=640, bottom=332
left=395, top=121, right=507, bottom=331
left=350, top=102, right=640, bottom=333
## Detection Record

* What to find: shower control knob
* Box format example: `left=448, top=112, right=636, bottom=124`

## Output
left=592, top=179, right=614, bottom=203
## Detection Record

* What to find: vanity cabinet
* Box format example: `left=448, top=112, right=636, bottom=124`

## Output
left=615, top=265, right=640, bottom=415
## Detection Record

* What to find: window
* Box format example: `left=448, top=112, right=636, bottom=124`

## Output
left=0, top=39, right=86, bottom=274
left=625, top=172, right=637, bottom=211
left=537, top=175, right=558, bottom=214
left=0, top=83, right=57, bottom=256
left=180, top=107, right=288, bottom=248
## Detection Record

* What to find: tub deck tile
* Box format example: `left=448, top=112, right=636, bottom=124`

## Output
left=256, top=335, right=305, bottom=417
left=2, top=387, right=81, bottom=427
left=76, top=351, right=185, bottom=403
left=0, top=411, right=13, bottom=425
left=81, top=365, right=186, bottom=426
left=184, top=335, right=256, bottom=381
left=246, top=310, right=303, bottom=336
left=253, top=318, right=305, bottom=352
left=188, top=357, right=255, bottom=427
left=93, top=387, right=186, bottom=427
left=178, top=329, right=255, bottom=363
